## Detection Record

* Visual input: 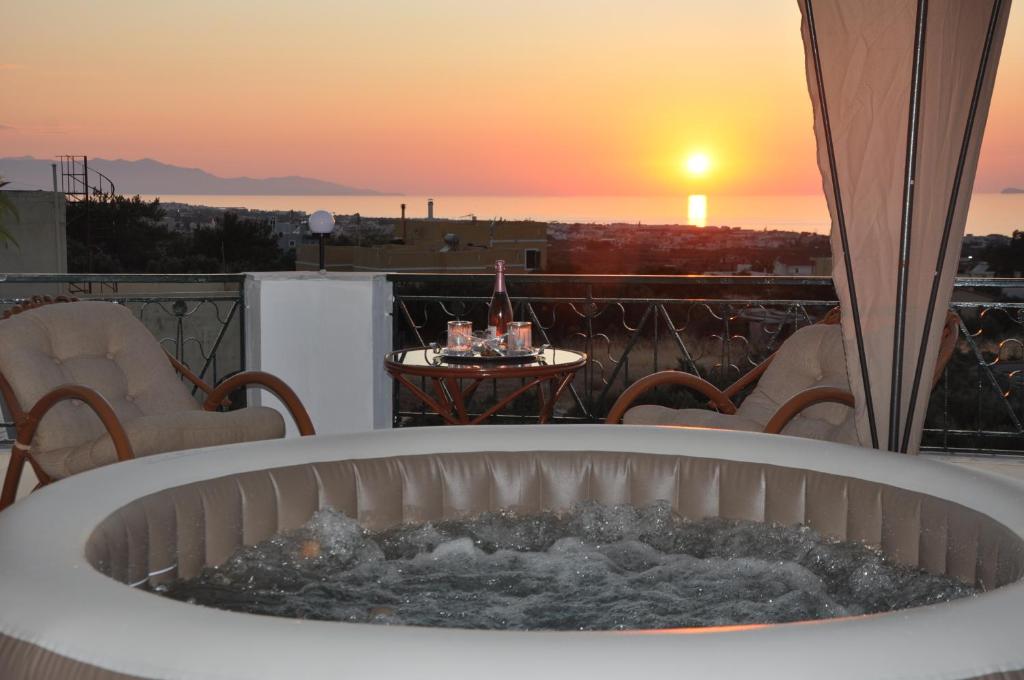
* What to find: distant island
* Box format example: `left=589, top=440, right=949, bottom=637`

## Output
left=1002, top=187, right=1024, bottom=194
left=0, top=156, right=390, bottom=196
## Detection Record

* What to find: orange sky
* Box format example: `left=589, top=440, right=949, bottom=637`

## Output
left=1, top=1, right=1020, bottom=195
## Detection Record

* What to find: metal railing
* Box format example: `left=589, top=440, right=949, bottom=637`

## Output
left=2, top=272, right=1019, bottom=455
left=0, top=273, right=246, bottom=441
left=57, top=155, right=116, bottom=200
left=390, top=274, right=1024, bottom=455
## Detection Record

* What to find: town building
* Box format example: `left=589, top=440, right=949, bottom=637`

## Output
left=296, top=218, right=548, bottom=273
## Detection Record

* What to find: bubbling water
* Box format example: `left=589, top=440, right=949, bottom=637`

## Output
left=154, top=502, right=976, bottom=630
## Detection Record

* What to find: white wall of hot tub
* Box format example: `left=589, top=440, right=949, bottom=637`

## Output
left=4, top=426, right=1024, bottom=680
left=244, top=272, right=393, bottom=436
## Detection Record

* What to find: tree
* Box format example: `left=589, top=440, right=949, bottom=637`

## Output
left=65, top=196, right=294, bottom=273
left=191, top=212, right=295, bottom=272
left=0, top=177, right=20, bottom=247
left=66, top=194, right=186, bottom=272
left=982, top=231, right=1024, bottom=277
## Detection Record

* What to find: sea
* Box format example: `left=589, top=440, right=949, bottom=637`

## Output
left=141, top=193, right=1024, bottom=237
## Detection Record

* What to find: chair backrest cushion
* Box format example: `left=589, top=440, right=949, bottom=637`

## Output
left=0, top=301, right=199, bottom=453
left=736, top=323, right=852, bottom=428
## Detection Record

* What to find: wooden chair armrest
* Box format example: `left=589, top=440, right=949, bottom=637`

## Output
left=166, top=353, right=231, bottom=408
left=762, top=387, right=855, bottom=434
left=606, top=371, right=736, bottom=424
left=1, top=384, right=135, bottom=510
left=19, top=385, right=134, bottom=461
left=203, top=371, right=316, bottom=436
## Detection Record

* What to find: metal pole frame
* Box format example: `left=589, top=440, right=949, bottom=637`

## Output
left=889, top=0, right=929, bottom=452
left=804, top=0, right=880, bottom=448
left=83, top=155, right=93, bottom=275
left=900, top=0, right=1005, bottom=452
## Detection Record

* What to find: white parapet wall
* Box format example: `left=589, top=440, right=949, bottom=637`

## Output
left=244, top=272, right=393, bottom=437
left=0, top=191, right=67, bottom=300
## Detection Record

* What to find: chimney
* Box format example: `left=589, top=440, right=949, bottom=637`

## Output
left=427, top=198, right=434, bottom=220
left=400, top=203, right=407, bottom=241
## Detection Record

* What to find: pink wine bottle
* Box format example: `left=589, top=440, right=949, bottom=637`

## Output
left=487, top=260, right=514, bottom=340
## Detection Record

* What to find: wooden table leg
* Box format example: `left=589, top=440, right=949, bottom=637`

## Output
left=443, top=376, right=474, bottom=424
left=539, top=370, right=577, bottom=423
left=462, top=379, right=482, bottom=402
left=469, top=377, right=545, bottom=425
left=535, top=380, right=548, bottom=421
left=390, top=371, right=461, bottom=426
left=387, top=359, right=584, bottom=427
left=430, top=377, right=464, bottom=424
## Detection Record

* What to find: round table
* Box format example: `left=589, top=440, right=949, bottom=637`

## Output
left=385, top=346, right=587, bottom=425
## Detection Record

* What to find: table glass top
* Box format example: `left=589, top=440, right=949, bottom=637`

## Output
left=386, top=346, right=585, bottom=370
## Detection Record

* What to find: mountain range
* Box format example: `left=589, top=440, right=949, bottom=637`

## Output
left=0, top=156, right=388, bottom=196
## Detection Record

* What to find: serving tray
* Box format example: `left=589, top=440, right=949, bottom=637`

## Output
left=438, top=347, right=543, bottom=364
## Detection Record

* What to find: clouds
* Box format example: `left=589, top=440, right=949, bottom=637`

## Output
left=26, top=126, right=68, bottom=136
left=0, top=123, right=71, bottom=135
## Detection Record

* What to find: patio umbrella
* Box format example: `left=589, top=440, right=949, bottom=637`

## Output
left=798, top=0, right=1012, bottom=452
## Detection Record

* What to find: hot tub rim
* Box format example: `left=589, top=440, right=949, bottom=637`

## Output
left=2, top=425, right=1024, bottom=680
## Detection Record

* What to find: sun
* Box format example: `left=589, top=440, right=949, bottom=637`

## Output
left=684, top=152, right=712, bottom=177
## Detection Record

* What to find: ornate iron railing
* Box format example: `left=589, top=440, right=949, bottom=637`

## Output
left=3, top=272, right=1019, bottom=455
left=390, top=274, right=1024, bottom=455
left=0, top=273, right=246, bottom=440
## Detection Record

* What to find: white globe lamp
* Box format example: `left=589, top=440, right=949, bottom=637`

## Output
left=308, top=210, right=334, bottom=272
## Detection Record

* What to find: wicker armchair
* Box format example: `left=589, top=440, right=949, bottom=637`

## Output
left=0, top=297, right=314, bottom=509
left=606, top=309, right=959, bottom=445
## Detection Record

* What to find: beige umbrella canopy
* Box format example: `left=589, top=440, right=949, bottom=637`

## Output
left=798, top=0, right=1012, bottom=452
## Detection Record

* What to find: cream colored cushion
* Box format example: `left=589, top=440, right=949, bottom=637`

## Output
left=36, top=407, right=285, bottom=479
left=736, top=324, right=852, bottom=428
left=623, top=405, right=761, bottom=431
left=623, top=323, right=857, bottom=444
left=0, top=301, right=198, bottom=453
left=779, top=410, right=859, bottom=446
left=0, top=301, right=287, bottom=480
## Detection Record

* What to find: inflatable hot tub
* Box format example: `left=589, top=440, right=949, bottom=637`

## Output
left=2, top=425, right=1024, bottom=679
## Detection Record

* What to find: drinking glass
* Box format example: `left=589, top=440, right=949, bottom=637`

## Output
left=447, top=320, right=473, bottom=352
left=508, top=321, right=532, bottom=351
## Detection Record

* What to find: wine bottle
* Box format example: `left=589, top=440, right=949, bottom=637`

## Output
left=487, top=259, right=514, bottom=340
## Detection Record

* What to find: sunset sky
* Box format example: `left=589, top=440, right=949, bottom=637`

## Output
left=1, top=1, right=1021, bottom=196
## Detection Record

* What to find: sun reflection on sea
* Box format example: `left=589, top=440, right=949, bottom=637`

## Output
left=687, top=194, right=708, bottom=227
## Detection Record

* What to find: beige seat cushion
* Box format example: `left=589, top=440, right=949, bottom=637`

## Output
left=623, top=403, right=859, bottom=445
left=0, top=301, right=199, bottom=454
left=779, top=411, right=859, bottom=446
left=35, top=406, right=285, bottom=480
left=622, top=405, right=762, bottom=431
left=622, top=323, right=858, bottom=445
left=735, top=324, right=852, bottom=427
left=0, top=301, right=291, bottom=480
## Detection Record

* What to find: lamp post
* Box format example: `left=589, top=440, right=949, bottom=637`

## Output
left=308, top=210, right=334, bottom=273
